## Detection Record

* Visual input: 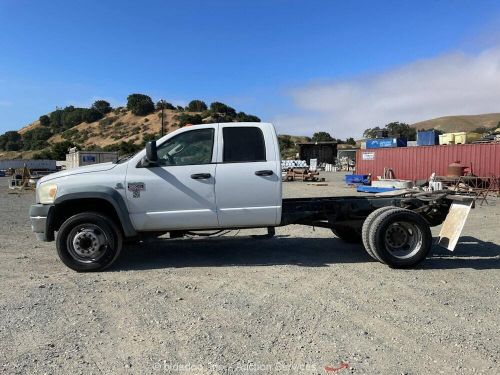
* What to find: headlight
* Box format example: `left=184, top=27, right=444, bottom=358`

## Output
left=37, top=184, right=58, bottom=204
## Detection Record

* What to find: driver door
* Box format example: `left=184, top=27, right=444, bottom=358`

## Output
left=125, top=126, right=219, bottom=231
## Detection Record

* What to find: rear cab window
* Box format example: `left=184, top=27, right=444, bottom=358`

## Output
left=222, top=127, right=266, bottom=163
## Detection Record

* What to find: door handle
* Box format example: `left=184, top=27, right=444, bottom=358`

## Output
left=255, top=170, right=274, bottom=176
left=191, top=173, right=211, bottom=179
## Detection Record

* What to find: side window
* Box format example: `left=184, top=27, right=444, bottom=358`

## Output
left=223, top=127, right=266, bottom=163
left=157, top=128, right=214, bottom=166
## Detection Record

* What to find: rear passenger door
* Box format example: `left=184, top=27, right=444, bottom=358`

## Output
left=215, top=124, right=281, bottom=227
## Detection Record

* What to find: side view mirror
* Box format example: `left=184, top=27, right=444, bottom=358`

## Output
left=146, top=141, right=158, bottom=163
left=141, top=140, right=158, bottom=167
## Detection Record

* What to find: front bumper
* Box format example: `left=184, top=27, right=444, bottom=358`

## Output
left=29, top=204, right=54, bottom=242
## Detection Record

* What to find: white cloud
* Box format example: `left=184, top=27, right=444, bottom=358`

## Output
left=273, top=47, right=500, bottom=138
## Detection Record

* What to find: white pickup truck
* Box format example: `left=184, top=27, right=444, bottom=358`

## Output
left=29, top=122, right=471, bottom=272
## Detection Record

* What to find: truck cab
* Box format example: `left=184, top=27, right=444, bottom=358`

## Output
left=125, top=122, right=282, bottom=230
left=29, top=122, right=283, bottom=271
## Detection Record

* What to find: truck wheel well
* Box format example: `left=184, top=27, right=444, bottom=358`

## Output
left=53, top=198, right=123, bottom=234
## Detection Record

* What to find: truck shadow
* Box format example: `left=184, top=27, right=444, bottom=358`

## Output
left=423, top=236, right=500, bottom=270
left=112, top=235, right=500, bottom=271
left=114, top=236, right=366, bottom=270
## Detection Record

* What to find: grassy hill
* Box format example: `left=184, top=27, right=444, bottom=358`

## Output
left=411, top=113, right=500, bottom=133
left=0, top=97, right=262, bottom=160
left=18, top=108, right=179, bottom=147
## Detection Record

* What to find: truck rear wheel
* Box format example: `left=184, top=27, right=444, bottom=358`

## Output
left=361, top=206, right=400, bottom=261
left=331, top=225, right=362, bottom=243
left=56, top=212, right=123, bottom=272
left=368, top=209, right=432, bottom=268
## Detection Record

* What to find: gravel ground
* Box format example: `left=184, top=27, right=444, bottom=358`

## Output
left=0, top=173, right=499, bottom=374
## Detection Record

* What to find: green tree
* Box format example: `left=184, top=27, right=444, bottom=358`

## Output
left=84, top=108, right=103, bottom=123
left=363, top=126, right=382, bottom=139
left=209, top=102, right=237, bottom=120
left=236, top=112, right=261, bottom=122
left=32, top=150, right=54, bottom=159
left=22, top=127, right=53, bottom=150
left=278, top=135, right=293, bottom=151
left=176, top=113, right=203, bottom=127
left=51, top=141, right=76, bottom=160
left=345, top=137, right=356, bottom=146
left=39, top=115, right=50, bottom=126
left=186, top=100, right=208, bottom=112
left=127, top=94, right=155, bottom=116
left=92, top=100, right=112, bottom=115
left=156, top=101, right=175, bottom=110
left=50, top=109, right=63, bottom=128
left=385, top=122, right=416, bottom=140
left=103, top=141, right=141, bottom=156
left=0, top=131, right=22, bottom=151
left=312, top=131, right=335, bottom=142
left=363, top=122, right=416, bottom=140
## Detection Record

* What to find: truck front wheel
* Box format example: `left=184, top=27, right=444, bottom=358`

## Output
left=56, top=212, right=123, bottom=272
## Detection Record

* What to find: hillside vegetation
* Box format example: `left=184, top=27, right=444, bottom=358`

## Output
left=3, top=93, right=500, bottom=161
left=411, top=113, right=500, bottom=133
left=0, top=95, right=261, bottom=159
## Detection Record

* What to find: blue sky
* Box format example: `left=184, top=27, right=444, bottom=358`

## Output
left=2, top=0, right=500, bottom=137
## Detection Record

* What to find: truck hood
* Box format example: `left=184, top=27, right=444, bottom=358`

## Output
left=39, top=162, right=117, bottom=183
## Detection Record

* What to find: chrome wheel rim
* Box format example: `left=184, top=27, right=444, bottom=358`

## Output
left=384, top=222, right=423, bottom=259
left=68, top=224, right=109, bottom=262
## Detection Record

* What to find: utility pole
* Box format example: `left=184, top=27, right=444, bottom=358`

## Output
left=160, top=99, right=165, bottom=137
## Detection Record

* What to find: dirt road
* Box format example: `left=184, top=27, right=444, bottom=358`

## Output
left=0, top=174, right=499, bottom=374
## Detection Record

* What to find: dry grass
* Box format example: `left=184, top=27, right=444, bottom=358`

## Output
left=412, top=113, right=500, bottom=132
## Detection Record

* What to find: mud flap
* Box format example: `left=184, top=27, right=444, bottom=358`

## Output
left=437, top=200, right=474, bottom=251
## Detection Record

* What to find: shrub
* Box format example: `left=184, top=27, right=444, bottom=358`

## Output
left=99, top=117, right=116, bottom=127
left=345, top=137, right=356, bottom=145
left=127, top=94, right=155, bottom=116
left=312, top=132, right=335, bottom=142
left=0, top=131, right=22, bottom=151
left=47, top=141, right=78, bottom=160
left=92, top=100, right=112, bottom=115
left=209, top=102, right=236, bottom=117
left=186, top=100, right=207, bottom=112
left=142, top=133, right=157, bottom=144
left=176, top=113, right=203, bottom=127
left=33, top=150, right=53, bottom=159
left=103, top=141, right=141, bottom=156
left=39, top=115, right=50, bottom=126
left=236, top=112, right=261, bottom=122
left=61, top=128, right=78, bottom=140
left=83, top=108, right=103, bottom=123
left=156, top=101, right=175, bottom=110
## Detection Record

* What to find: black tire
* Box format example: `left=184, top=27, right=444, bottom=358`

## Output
left=368, top=208, right=432, bottom=268
left=361, top=206, right=400, bottom=261
left=331, top=225, right=362, bottom=243
left=56, top=212, right=123, bottom=272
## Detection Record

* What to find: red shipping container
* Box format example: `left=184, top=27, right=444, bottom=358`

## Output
left=356, top=144, right=500, bottom=180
